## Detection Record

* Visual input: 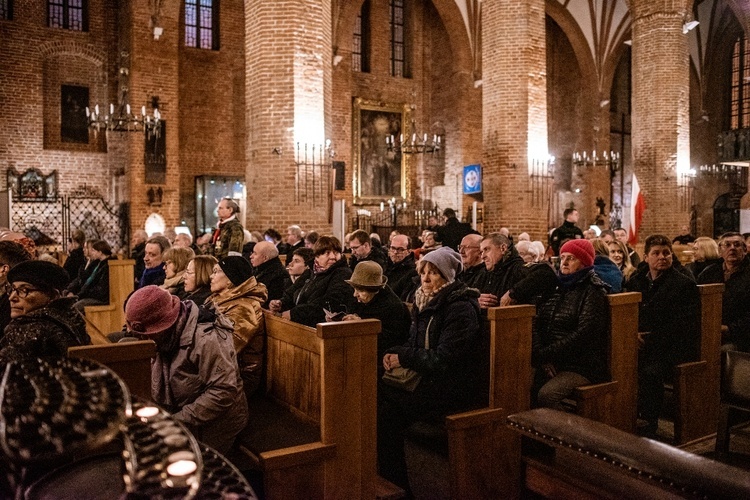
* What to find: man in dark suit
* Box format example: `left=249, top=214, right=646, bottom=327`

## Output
left=435, top=208, right=475, bottom=251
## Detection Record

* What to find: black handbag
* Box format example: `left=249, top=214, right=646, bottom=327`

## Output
left=382, top=317, right=433, bottom=392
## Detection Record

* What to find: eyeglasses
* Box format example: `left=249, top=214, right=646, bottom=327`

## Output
left=458, top=245, right=480, bottom=252
left=721, top=241, right=745, bottom=249
left=388, top=246, right=408, bottom=253
left=4, top=283, right=42, bottom=298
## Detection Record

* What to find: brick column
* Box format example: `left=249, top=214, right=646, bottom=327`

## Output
left=481, top=0, right=548, bottom=238
left=123, top=1, right=181, bottom=234
left=629, top=0, right=693, bottom=240
left=245, top=0, right=333, bottom=230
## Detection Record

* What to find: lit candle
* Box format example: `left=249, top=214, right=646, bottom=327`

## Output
left=126, top=104, right=131, bottom=115
left=110, top=103, right=114, bottom=115
left=141, top=106, right=146, bottom=117
left=380, top=202, right=384, bottom=212
left=85, top=107, right=90, bottom=117
left=95, top=104, right=100, bottom=115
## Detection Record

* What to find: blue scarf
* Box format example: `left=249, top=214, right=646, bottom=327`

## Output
left=557, top=266, right=593, bottom=290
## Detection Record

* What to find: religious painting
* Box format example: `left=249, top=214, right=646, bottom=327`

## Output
left=353, top=98, right=410, bottom=204
left=145, top=122, right=167, bottom=184
left=6, top=167, right=58, bottom=201
left=60, top=85, right=89, bottom=144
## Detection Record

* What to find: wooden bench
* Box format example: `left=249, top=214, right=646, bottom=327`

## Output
left=68, top=340, right=156, bottom=401
left=672, top=283, right=724, bottom=444
left=236, top=311, right=382, bottom=499
left=573, top=292, right=642, bottom=433
left=442, top=293, right=642, bottom=498
left=83, top=259, right=135, bottom=344
left=508, top=407, right=750, bottom=499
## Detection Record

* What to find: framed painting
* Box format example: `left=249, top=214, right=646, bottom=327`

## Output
left=353, top=98, right=410, bottom=204
left=60, top=85, right=89, bottom=144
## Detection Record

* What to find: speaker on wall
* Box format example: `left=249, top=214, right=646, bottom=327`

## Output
left=333, top=161, right=345, bottom=191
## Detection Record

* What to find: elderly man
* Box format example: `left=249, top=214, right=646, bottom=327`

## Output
left=349, top=230, right=386, bottom=271
left=698, top=231, right=750, bottom=352
left=173, top=232, right=193, bottom=249
left=474, top=233, right=528, bottom=309
left=212, top=197, right=245, bottom=259
left=250, top=241, right=289, bottom=307
left=285, top=225, right=305, bottom=262
left=138, top=235, right=171, bottom=289
left=457, top=233, right=484, bottom=287
left=384, top=233, right=418, bottom=300
left=625, top=235, right=699, bottom=437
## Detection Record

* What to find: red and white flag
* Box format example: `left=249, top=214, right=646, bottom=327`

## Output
left=628, top=173, right=645, bottom=245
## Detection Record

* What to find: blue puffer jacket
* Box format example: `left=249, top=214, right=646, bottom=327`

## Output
left=593, top=255, right=623, bottom=293
left=387, top=280, right=482, bottom=410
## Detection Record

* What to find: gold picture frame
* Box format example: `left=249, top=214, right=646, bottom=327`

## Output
left=352, top=98, right=410, bottom=204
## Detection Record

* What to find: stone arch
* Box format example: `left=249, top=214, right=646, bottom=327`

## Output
left=333, top=0, right=473, bottom=74
left=37, top=40, right=107, bottom=69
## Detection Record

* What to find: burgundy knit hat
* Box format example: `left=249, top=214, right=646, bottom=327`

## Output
left=560, top=239, right=595, bottom=268
left=125, top=285, right=181, bottom=335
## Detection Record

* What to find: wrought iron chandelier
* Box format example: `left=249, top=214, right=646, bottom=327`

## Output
left=386, top=93, right=442, bottom=155
left=85, top=51, right=162, bottom=139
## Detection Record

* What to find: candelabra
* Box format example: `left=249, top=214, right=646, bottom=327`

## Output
left=572, top=150, right=620, bottom=170
left=386, top=128, right=441, bottom=155
left=85, top=51, right=162, bottom=140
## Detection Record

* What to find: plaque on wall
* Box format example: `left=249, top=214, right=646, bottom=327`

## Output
left=6, top=167, right=58, bottom=201
left=145, top=122, right=166, bottom=184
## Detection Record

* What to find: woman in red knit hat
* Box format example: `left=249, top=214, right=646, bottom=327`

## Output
left=531, top=238, right=610, bottom=410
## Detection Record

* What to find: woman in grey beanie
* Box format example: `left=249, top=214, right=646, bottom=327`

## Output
left=377, top=246, right=482, bottom=494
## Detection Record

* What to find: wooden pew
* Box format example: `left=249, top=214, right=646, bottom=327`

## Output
left=83, top=259, right=135, bottom=344
left=236, top=311, right=381, bottom=499
left=68, top=340, right=156, bottom=401
left=508, top=408, right=750, bottom=499
left=574, top=292, right=642, bottom=433
left=443, top=293, right=641, bottom=498
left=673, top=283, right=724, bottom=444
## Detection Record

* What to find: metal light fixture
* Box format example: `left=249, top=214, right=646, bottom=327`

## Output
left=386, top=92, right=442, bottom=155
left=86, top=51, right=162, bottom=139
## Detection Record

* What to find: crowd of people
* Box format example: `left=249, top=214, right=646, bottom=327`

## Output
left=1, top=200, right=749, bottom=493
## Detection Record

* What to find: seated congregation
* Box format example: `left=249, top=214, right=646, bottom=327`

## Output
left=0, top=220, right=748, bottom=499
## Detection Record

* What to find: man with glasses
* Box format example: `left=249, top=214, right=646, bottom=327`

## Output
left=0, top=241, right=31, bottom=333
left=384, top=234, right=418, bottom=300
left=348, top=230, right=386, bottom=272
left=698, top=232, right=750, bottom=351
left=457, top=234, right=484, bottom=287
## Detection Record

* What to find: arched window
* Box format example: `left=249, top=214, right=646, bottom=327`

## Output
left=185, top=0, right=219, bottom=50
left=730, top=33, right=750, bottom=129
left=352, top=0, right=371, bottom=72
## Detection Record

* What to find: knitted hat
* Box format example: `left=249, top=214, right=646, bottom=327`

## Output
left=560, top=239, right=595, bottom=268
left=421, top=246, right=463, bottom=283
left=7, top=260, right=70, bottom=293
left=125, top=285, right=181, bottom=335
left=218, top=256, right=253, bottom=286
left=346, top=261, right=387, bottom=289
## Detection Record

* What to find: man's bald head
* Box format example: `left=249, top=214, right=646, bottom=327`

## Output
left=388, top=234, right=411, bottom=263
left=459, top=234, right=483, bottom=268
left=250, top=240, right=278, bottom=267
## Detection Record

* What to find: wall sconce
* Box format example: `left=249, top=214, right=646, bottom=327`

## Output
left=272, top=147, right=282, bottom=156
left=333, top=55, right=343, bottom=66
left=153, top=26, right=164, bottom=40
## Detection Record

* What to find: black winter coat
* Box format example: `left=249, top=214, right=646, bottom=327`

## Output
left=290, top=258, right=355, bottom=327
left=549, top=220, right=584, bottom=255
left=254, top=257, right=290, bottom=308
left=686, top=257, right=721, bottom=280
left=532, top=269, right=609, bottom=383
left=349, top=246, right=387, bottom=272
left=458, top=263, right=484, bottom=288
left=350, top=286, right=411, bottom=371
left=0, top=297, right=90, bottom=361
left=387, top=281, right=483, bottom=410
left=280, top=269, right=311, bottom=311
left=626, top=266, right=700, bottom=363
left=435, top=217, right=474, bottom=251
left=697, top=256, right=750, bottom=351
left=473, top=250, right=529, bottom=299
left=63, top=247, right=86, bottom=286
left=185, top=286, right=213, bottom=307
left=78, top=257, right=115, bottom=303
left=385, top=253, right=418, bottom=300
left=509, top=261, right=558, bottom=304
left=131, top=242, right=146, bottom=288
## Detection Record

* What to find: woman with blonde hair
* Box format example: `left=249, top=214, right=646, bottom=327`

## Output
left=686, top=236, right=720, bottom=279
left=608, top=240, right=636, bottom=281
left=184, top=255, right=217, bottom=306
left=161, top=246, right=195, bottom=299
